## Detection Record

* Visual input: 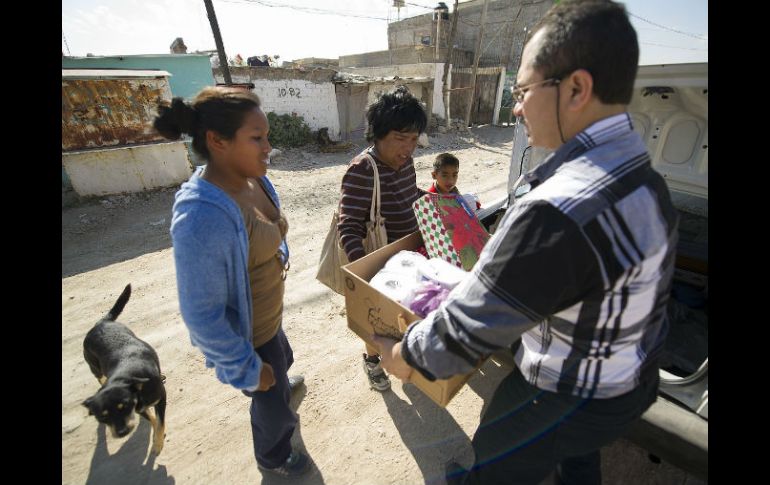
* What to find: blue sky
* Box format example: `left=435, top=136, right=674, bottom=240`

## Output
left=62, top=0, right=707, bottom=65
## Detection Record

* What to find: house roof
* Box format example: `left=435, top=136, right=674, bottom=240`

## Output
left=63, top=53, right=210, bottom=59
left=62, top=69, right=173, bottom=79
left=333, top=72, right=432, bottom=85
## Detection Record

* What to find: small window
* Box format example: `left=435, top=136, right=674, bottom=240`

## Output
left=421, top=35, right=431, bottom=46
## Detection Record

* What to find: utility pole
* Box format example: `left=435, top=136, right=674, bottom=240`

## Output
left=62, top=31, right=71, bottom=56
left=203, top=0, right=232, bottom=86
left=441, top=0, right=459, bottom=127
left=464, top=0, right=490, bottom=128
left=395, top=0, right=404, bottom=21
left=435, top=11, right=442, bottom=61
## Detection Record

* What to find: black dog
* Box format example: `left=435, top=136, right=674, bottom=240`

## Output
left=82, top=284, right=166, bottom=455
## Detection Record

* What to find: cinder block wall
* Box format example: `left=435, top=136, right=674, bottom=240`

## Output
left=213, top=67, right=341, bottom=141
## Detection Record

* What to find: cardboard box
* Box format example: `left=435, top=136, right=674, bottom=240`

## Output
left=341, top=231, right=478, bottom=407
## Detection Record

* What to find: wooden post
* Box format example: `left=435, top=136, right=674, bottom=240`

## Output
left=464, top=0, right=490, bottom=128
left=203, top=0, right=232, bottom=86
left=441, top=0, right=460, bottom=127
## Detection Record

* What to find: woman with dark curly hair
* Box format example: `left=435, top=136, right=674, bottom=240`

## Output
left=336, top=85, right=428, bottom=392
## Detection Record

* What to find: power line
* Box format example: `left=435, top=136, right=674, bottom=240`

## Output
left=629, top=12, right=707, bottom=41
left=219, top=0, right=390, bottom=20
left=640, top=41, right=708, bottom=52
left=404, top=2, right=434, bottom=10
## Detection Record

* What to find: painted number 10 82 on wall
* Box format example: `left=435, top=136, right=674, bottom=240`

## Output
left=278, top=87, right=301, bottom=98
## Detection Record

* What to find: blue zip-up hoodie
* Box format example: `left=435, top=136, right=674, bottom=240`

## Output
left=170, top=167, right=288, bottom=391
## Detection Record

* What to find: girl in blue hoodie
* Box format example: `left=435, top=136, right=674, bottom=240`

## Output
left=155, top=87, right=310, bottom=477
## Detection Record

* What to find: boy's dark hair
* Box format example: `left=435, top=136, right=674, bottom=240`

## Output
left=528, top=0, right=639, bottom=104
left=154, top=86, right=261, bottom=159
left=433, top=152, right=459, bottom=171
left=365, top=85, right=427, bottom=142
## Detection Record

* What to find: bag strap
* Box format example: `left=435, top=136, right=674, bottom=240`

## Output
left=362, top=153, right=382, bottom=222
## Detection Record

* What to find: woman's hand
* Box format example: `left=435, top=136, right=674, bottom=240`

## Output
left=276, top=214, right=289, bottom=239
left=256, top=362, right=276, bottom=391
left=241, top=362, right=276, bottom=397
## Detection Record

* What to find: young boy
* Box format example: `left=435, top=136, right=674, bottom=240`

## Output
left=428, top=153, right=481, bottom=209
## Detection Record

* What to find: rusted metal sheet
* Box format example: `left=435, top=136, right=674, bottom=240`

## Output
left=62, top=77, right=172, bottom=151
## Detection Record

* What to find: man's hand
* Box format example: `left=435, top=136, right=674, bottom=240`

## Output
left=371, top=334, right=413, bottom=382
left=256, top=362, right=276, bottom=391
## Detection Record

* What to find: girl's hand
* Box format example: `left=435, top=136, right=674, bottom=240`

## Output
left=276, top=214, right=289, bottom=238
left=256, top=362, right=276, bottom=391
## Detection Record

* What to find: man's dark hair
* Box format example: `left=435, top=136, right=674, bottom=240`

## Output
left=365, top=85, right=428, bottom=142
left=433, top=152, right=459, bottom=171
left=528, top=0, right=639, bottom=104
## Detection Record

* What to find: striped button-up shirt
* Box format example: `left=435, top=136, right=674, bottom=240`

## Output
left=402, top=113, right=679, bottom=399
left=338, top=148, right=425, bottom=261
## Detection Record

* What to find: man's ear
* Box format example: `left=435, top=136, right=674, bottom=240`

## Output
left=431, top=171, right=437, bottom=179
left=565, top=69, right=594, bottom=111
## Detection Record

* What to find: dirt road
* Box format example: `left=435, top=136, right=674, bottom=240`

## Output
left=62, top=126, right=696, bottom=485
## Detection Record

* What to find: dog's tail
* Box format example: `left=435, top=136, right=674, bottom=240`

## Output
left=106, top=284, right=132, bottom=321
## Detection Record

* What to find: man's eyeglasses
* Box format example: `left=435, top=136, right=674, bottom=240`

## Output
left=511, top=78, right=561, bottom=104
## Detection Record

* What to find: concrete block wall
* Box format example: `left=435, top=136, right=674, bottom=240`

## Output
left=62, top=141, right=193, bottom=197
left=339, top=46, right=472, bottom=69
left=386, top=0, right=552, bottom=73
left=214, top=67, right=341, bottom=140
left=254, top=80, right=340, bottom=140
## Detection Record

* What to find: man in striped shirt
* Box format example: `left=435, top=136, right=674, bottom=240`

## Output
left=338, top=86, right=427, bottom=392
left=375, top=1, right=679, bottom=483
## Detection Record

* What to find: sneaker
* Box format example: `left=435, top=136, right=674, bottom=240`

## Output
left=363, top=353, right=391, bottom=391
left=258, top=450, right=311, bottom=477
left=288, top=374, right=304, bottom=392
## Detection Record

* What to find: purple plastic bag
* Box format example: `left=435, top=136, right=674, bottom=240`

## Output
left=408, top=281, right=451, bottom=318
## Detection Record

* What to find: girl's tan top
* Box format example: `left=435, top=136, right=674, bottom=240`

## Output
left=231, top=178, right=288, bottom=348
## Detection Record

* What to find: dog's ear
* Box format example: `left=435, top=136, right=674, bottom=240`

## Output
left=131, top=377, right=150, bottom=391
left=82, top=397, right=94, bottom=415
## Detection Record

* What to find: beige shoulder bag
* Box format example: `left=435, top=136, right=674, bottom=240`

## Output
left=316, top=153, right=388, bottom=294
